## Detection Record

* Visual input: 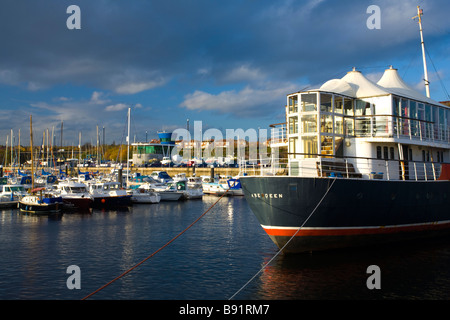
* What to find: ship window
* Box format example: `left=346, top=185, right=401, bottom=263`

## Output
left=288, top=95, right=298, bottom=113
left=334, top=116, right=343, bottom=135
left=334, top=96, right=343, bottom=114
left=302, top=136, right=317, bottom=158
left=344, top=117, right=354, bottom=136
left=289, top=137, right=298, bottom=157
left=410, top=101, right=417, bottom=118
left=383, top=146, right=388, bottom=160
left=301, top=93, right=317, bottom=112
left=376, top=146, right=382, bottom=159
left=418, top=103, right=425, bottom=120
left=355, top=100, right=369, bottom=116
left=320, top=114, right=333, bottom=133
left=390, top=147, right=395, bottom=160
left=425, top=104, right=432, bottom=121
left=439, top=108, right=445, bottom=140
left=401, top=99, right=409, bottom=117
left=393, top=96, right=400, bottom=116
left=344, top=98, right=353, bottom=116
left=422, top=150, right=426, bottom=162
left=320, top=94, right=332, bottom=113
left=301, top=114, right=317, bottom=133
left=289, top=116, right=298, bottom=134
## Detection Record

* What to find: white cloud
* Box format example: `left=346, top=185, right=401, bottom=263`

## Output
left=180, top=82, right=298, bottom=117
left=90, top=91, right=110, bottom=104
left=105, top=102, right=143, bottom=111
left=222, top=64, right=265, bottom=83
left=105, top=103, right=129, bottom=112
left=114, top=80, right=164, bottom=94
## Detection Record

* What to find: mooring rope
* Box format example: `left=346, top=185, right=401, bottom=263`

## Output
left=228, top=178, right=337, bottom=300
left=82, top=186, right=232, bottom=300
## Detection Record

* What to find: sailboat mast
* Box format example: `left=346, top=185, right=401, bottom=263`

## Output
left=414, top=6, right=430, bottom=98
left=79, top=131, right=81, bottom=165
left=126, top=107, right=130, bottom=187
left=10, top=129, right=13, bottom=168
left=30, top=115, right=34, bottom=190
left=18, top=129, right=20, bottom=169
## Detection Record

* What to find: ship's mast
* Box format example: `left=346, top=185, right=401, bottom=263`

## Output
left=413, top=6, right=430, bottom=98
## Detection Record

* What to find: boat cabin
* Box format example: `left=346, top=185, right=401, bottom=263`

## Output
left=285, top=66, right=450, bottom=180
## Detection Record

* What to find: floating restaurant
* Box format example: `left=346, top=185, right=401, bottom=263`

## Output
left=240, top=7, right=450, bottom=253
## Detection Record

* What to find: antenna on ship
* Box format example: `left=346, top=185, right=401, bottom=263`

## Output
left=413, top=6, right=430, bottom=98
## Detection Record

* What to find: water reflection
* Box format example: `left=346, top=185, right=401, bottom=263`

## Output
left=3, top=200, right=450, bottom=300
left=253, top=238, right=450, bottom=300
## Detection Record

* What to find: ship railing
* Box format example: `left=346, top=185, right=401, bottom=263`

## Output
left=237, top=157, right=289, bottom=176
left=240, top=153, right=448, bottom=182
left=269, top=122, right=287, bottom=146
left=353, top=115, right=450, bottom=144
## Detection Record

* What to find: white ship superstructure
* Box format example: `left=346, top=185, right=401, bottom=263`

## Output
left=285, top=66, right=450, bottom=181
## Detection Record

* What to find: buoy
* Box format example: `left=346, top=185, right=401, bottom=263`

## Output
left=101, top=199, right=106, bottom=203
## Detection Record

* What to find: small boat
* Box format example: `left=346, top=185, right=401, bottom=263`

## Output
left=220, top=178, right=244, bottom=196
left=150, top=171, right=173, bottom=183
left=88, top=181, right=132, bottom=208
left=152, top=183, right=184, bottom=201
left=19, top=116, right=63, bottom=215
left=128, top=187, right=161, bottom=204
left=54, top=180, right=94, bottom=211
left=172, top=174, right=203, bottom=199
left=18, top=187, right=63, bottom=215
left=201, top=176, right=223, bottom=195
left=0, top=183, right=27, bottom=208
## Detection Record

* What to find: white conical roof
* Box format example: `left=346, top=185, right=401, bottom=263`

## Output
left=340, top=68, right=389, bottom=98
left=317, top=66, right=447, bottom=107
left=377, top=66, right=443, bottom=106
left=319, top=68, right=390, bottom=98
left=319, top=78, right=355, bottom=97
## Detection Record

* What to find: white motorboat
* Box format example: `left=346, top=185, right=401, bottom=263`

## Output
left=128, top=187, right=161, bottom=204
left=172, top=173, right=203, bottom=199
left=0, top=183, right=27, bottom=208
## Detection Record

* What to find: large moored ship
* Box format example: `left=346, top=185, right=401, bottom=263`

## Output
left=240, top=7, right=450, bottom=253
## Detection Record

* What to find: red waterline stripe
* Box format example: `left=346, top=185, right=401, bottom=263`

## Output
left=262, top=222, right=450, bottom=237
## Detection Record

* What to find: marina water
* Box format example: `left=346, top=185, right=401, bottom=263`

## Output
left=2, top=195, right=450, bottom=300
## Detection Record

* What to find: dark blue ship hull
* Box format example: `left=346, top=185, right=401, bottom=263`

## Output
left=240, top=176, right=450, bottom=253
left=92, top=195, right=132, bottom=209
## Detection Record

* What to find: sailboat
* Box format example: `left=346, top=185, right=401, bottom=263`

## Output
left=18, top=116, right=63, bottom=215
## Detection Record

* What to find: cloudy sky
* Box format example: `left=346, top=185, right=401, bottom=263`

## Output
left=0, top=0, right=449, bottom=146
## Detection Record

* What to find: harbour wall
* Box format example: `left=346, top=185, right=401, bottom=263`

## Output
left=3, top=166, right=248, bottom=177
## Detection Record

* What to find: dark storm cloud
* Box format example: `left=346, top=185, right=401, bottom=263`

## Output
left=0, top=0, right=448, bottom=144
left=1, top=0, right=448, bottom=91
